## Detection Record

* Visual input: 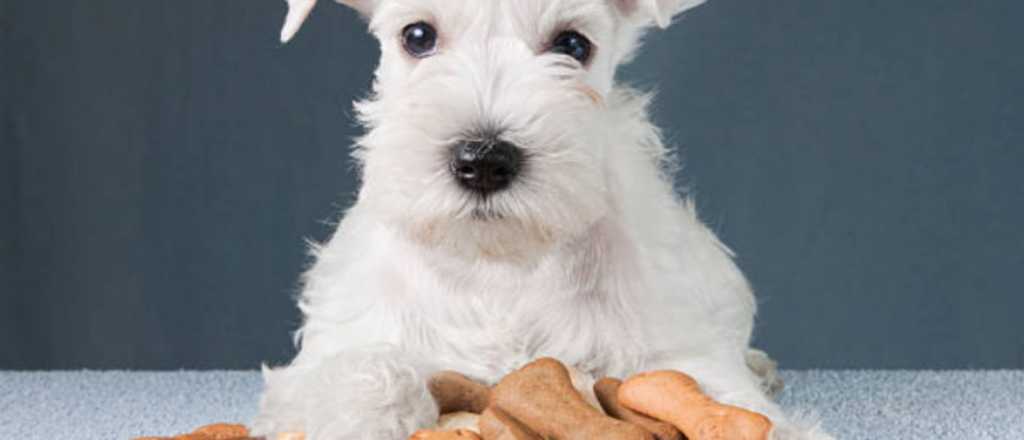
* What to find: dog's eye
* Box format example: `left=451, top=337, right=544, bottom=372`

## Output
left=402, top=22, right=438, bottom=58
left=549, top=30, right=592, bottom=64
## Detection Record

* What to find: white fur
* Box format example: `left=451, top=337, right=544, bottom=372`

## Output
left=257, top=1, right=833, bottom=439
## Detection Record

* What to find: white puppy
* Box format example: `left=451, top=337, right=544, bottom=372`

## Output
left=255, top=1, right=831, bottom=439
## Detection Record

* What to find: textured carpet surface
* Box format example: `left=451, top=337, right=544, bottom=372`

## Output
left=1, top=370, right=1022, bottom=439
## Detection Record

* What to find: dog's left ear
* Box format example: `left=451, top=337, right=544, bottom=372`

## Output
left=614, top=0, right=707, bottom=29
left=280, top=0, right=375, bottom=43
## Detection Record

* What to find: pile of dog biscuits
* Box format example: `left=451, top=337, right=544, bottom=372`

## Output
left=416, top=357, right=772, bottom=440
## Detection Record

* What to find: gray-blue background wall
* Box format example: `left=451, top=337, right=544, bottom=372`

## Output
left=2, top=0, right=1021, bottom=370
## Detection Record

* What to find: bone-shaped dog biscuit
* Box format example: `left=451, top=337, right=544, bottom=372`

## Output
left=478, top=407, right=541, bottom=440
left=594, top=378, right=683, bottom=440
left=618, top=370, right=773, bottom=440
left=429, top=371, right=492, bottom=415
left=490, top=358, right=653, bottom=440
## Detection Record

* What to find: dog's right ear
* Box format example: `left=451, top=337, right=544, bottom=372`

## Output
left=614, top=0, right=707, bottom=29
left=280, top=0, right=376, bottom=43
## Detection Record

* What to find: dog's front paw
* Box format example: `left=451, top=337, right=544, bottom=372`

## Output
left=253, top=350, right=440, bottom=440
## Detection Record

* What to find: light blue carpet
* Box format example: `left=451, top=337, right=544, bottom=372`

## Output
left=1, top=370, right=1022, bottom=439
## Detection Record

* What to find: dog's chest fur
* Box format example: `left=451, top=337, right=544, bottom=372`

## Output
left=390, top=217, right=651, bottom=381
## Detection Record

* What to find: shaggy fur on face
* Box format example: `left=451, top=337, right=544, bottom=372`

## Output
left=255, top=1, right=833, bottom=439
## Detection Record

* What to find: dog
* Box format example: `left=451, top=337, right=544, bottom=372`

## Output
left=254, top=1, right=831, bottom=439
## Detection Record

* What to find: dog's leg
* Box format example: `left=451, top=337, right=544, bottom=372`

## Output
left=253, top=348, right=439, bottom=440
left=646, top=352, right=833, bottom=440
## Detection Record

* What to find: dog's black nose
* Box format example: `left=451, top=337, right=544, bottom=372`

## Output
left=450, top=139, right=523, bottom=195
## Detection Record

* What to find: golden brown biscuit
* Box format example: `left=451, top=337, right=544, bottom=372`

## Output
left=191, top=423, right=250, bottom=439
left=428, top=371, right=492, bottom=415
left=618, top=370, right=772, bottom=440
left=594, top=378, right=683, bottom=440
left=489, top=358, right=652, bottom=440
left=478, top=407, right=540, bottom=440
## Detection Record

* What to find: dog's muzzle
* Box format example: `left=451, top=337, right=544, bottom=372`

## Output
left=450, top=138, right=523, bottom=196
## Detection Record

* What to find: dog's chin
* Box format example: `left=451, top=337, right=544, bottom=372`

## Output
left=401, top=211, right=569, bottom=263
